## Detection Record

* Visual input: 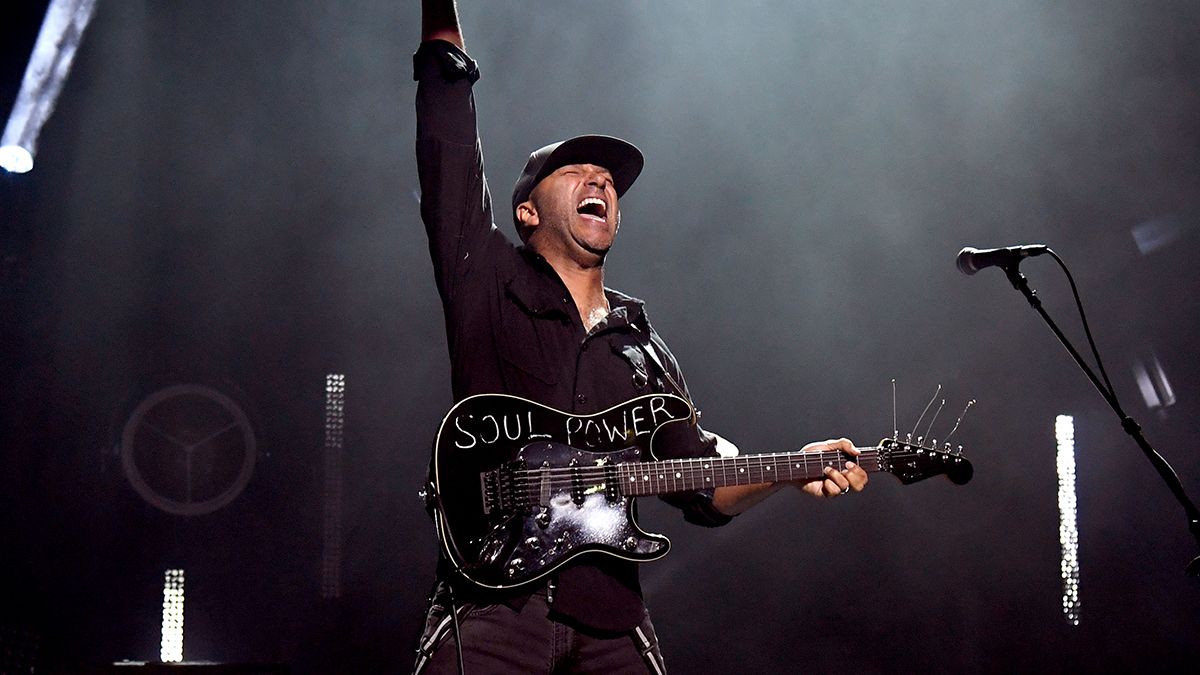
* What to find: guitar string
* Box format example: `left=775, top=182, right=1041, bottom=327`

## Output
left=499, top=446, right=947, bottom=475
left=501, top=451, right=946, bottom=480
left=505, top=450, right=887, bottom=485
left=499, top=449, right=959, bottom=494
left=503, top=449, right=921, bottom=486
left=504, top=450, right=952, bottom=502
left=499, top=456, right=945, bottom=499
left=505, top=448, right=894, bottom=472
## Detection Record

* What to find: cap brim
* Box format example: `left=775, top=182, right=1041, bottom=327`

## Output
left=534, top=135, right=644, bottom=198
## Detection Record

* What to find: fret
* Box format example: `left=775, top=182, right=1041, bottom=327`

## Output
left=617, top=448, right=876, bottom=497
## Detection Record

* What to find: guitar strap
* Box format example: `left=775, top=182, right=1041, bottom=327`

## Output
left=639, top=340, right=676, bottom=395
left=613, top=330, right=698, bottom=426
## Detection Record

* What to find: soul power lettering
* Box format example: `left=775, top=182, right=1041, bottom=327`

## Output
left=453, top=396, right=681, bottom=449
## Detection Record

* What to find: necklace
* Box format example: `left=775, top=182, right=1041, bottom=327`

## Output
left=584, top=304, right=609, bottom=332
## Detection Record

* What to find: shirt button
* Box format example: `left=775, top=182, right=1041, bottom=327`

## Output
left=576, top=393, right=588, bottom=405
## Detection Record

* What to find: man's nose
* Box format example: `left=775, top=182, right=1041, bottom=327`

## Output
left=585, top=171, right=610, bottom=190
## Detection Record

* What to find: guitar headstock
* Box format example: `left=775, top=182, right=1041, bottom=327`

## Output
left=877, top=437, right=973, bottom=485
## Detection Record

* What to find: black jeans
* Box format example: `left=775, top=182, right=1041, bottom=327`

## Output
left=412, top=582, right=666, bottom=674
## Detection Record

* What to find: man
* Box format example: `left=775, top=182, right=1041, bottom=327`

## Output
left=412, top=2, right=868, bottom=672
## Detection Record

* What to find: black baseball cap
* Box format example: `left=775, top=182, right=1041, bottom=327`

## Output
left=511, top=134, right=644, bottom=228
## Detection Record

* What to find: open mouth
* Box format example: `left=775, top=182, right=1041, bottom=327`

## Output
left=576, top=197, right=608, bottom=221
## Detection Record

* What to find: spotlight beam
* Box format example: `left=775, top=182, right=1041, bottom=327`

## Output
left=0, top=0, right=98, bottom=173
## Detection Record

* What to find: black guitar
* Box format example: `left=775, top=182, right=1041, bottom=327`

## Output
left=428, top=393, right=972, bottom=590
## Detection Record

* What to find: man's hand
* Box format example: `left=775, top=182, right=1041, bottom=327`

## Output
left=712, top=435, right=868, bottom=515
left=422, top=0, right=464, bottom=49
left=796, top=437, right=869, bottom=498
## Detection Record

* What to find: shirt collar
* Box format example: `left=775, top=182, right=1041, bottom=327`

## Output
left=509, top=247, right=649, bottom=329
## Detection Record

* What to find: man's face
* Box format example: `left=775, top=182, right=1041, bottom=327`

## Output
left=520, top=163, right=621, bottom=265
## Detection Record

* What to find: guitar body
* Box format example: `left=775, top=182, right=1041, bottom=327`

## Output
left=431, top=393, right=696, bottom=590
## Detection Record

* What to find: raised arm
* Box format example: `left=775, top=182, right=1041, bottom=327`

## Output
left=415, top=0, right=512, bottom=306
left=422, top=0, right=464, bottom=49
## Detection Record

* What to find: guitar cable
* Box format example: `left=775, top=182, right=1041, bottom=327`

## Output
left=419, top=478, right=468, bottom=675
left=446, top=584, right=467, bottom=675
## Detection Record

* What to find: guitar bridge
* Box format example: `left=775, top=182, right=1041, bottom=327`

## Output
left=480, top=469, right=500, bottom=515
left=480, top=465, right=521, bottom=515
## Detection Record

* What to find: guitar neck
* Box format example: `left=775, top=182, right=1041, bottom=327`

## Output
left=615, top=448, right=882, bottom=497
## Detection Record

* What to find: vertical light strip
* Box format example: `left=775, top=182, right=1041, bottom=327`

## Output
left=0, top=0, right=98, bottom=173
left=160, top=569, right=185, bottom=662
left=321, top=374, right=346, bottom=599
left=1055, top=415, right=1081, bottom=626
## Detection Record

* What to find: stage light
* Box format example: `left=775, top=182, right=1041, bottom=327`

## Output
left=321, top=374, right=346, bottom=600
left=0, top=0, right=98, bottom=174
left=160, top=569, right=185, bottom=662
left=1131, top=216, right=1188, bottom=255
left=1055, top=415, right=1080, bottom=626
left=0, top=145, right=34, bottom=174
left=1133, top=353, right=1176, bottom=412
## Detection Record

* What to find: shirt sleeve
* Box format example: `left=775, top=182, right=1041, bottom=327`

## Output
left=655, top=426, right=735, bottom=528
left=412, top=40, right=503, bottom=305
left=646, top=332, right=735, bottom=528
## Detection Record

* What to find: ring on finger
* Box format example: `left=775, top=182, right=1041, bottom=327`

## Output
left=840, top=485, right=850, bottom=495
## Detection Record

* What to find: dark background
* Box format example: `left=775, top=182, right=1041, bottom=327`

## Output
left=2, top=1, right=1198, bottom=672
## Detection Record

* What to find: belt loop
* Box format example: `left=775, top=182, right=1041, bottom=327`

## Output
left=547, top=576, right=557, bottom=605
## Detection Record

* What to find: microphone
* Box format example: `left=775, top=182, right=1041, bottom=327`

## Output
left=956, top=244, right=1049, bottom=275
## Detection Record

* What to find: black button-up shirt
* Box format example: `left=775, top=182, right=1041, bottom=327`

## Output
left=414, top=39, right=732, bottom=632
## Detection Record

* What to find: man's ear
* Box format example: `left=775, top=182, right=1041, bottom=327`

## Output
left=516, top=200, right=539, bottom=228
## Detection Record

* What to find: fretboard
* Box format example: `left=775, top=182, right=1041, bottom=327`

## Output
left=614, top=449, right=882, bottom=497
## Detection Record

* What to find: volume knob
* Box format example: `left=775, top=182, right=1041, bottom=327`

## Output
left=506, top=558, right=526, bottom=578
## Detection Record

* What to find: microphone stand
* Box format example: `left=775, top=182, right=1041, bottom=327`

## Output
left=1002, top=262, right=1200, bottom=576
